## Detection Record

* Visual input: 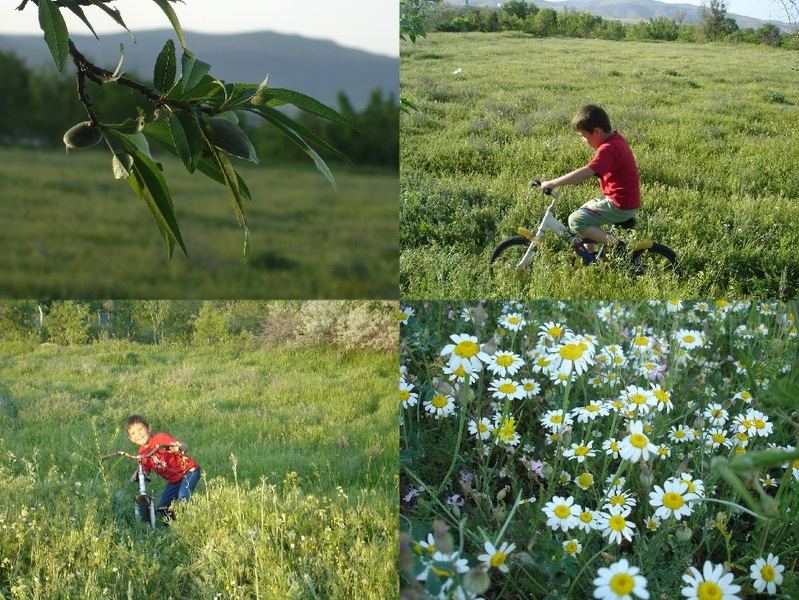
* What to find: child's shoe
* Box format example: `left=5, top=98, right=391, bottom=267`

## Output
left=572, top=240, right=595, bottom=265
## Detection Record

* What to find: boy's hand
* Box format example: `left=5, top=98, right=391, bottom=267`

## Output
left=129, top=472, right=138, bottom=483
left=539, top=180, right=556, bottom=192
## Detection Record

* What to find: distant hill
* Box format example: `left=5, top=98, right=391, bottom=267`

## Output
left=0, top=29, right=398, bottom=110
left=445, top=0, right=793, bottom=31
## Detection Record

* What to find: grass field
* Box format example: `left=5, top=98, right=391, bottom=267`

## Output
left=400, top=34, right=799, bottom=299
left=0, top=340, right=397, bottom=599
left=0, top=147, right=397, bottom=299
left=400, top=301, right=799, bottom=599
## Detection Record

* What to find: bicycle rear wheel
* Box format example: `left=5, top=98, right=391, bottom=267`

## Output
left=489, top=236, right=532, bottom=270
left=630, top=243, right=676, bottom=276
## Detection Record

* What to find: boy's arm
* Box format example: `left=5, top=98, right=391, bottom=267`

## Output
left=540, top=166, right=596, bottom=191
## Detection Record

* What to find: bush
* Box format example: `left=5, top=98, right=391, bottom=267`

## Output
left=0, top=302, right=39, bottom=343
left=192, top=301, right=234, bottom=346
left=45, top=301, right=90, bottom=345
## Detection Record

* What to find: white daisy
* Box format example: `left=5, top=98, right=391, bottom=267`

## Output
left=603, top=438, right=622, bottom=459
left=574, top=472, right=595, bottom=491
left=562, top=538, right=582, bottom=557
left=549, top=335, right=595, bottom=376
left=542, top=496, right=581, bottom=532
left=492, top=414, right=521, bottom=447
left=670, top=473, right=705, bottom=498
left=563, top=440, right=596, bottom=463
left=704, top=428, right=732, bottom=450
left=596, top=505, right=636, bottom=545
left=423, top=393, right=456, bottom=419
left=669, top=425, right=695, bottom=444
left=484, top=350, right=525, bottom=377
left=549, top=369, right=577, bottom=386
left=749, top=553, right=784, bottom=595
left=468, top=417, right=492, bottom=440
left=540, top=409, right=573, bottom=432
left=440, top=334, right=483, bottom=373
left=489, top=378, right=526, bottom=401
left=575, top=507, right=600, bottom=532
left=674, top=329, right=704, bottom=350
left=443, top=362, right=480, bottom=386
left=649, top=384, right=673, bottom=413
left=499, top=312, right=526, bottom=332
left=538, top=321, right=570, bottom=343
left=681, top=561, right=741, bottom=600
left=703, top=403, right=728, bottom=427
left=603, top=485, right=636, bottom=514
left=649, top=479, right=698, bottom=521
left=619, top=421, right=658, bottom=463
left=397, top=305, right=415, bottom=325
left=477, top=540, right=516, bottom=573
left=620, top=385, right=656, bottom=416
left=400, top=379, right=418, bottom=408
left=593, top=558, right=649, bottom=600
left=520, top=377, right=541, bottom=398
left=574, top=400, right=609, bottom=423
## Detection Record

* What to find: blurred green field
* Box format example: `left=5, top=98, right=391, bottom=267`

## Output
left=400, top=34, right=799, bottom=299
left=0, top=340, right=397, bottom=598
left=0, top=147, right=397, bottom=298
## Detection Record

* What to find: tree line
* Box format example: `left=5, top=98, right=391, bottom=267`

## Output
left=428, top=0, right=796, bottom=47
left=0, top=50, right=398, bottom=169
left=0, top=300, right=398, bottom=351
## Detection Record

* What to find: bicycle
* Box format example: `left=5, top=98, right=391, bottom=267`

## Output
left=101, top=444, right=176, bottom=529
left=490, top=180, right=676, bottom=275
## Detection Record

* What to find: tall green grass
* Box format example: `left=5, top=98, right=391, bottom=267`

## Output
left=0, top=147, right=398, bottom=299
left=0, top=341, right=397, bottom=598
left=400, top=34, right=799, bottom=299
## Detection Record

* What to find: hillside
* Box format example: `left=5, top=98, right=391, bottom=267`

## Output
left=0, top=29, right=398, bottom=109
left=445, top=0, right=793, bottom=31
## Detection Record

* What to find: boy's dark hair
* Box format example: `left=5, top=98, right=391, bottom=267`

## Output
left=571, top=104, right=612, bottom=134
left=125, top=414, right=150, bottom=430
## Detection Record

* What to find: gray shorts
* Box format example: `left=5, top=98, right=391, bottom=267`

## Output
left=568, top=197, right=638, bottom=233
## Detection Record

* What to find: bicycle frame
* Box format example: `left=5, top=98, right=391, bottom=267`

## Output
left=101, top=445, right=172, bottom=530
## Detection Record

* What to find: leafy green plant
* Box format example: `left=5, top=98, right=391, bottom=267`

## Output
left=16, top=0, right=354, bottom=258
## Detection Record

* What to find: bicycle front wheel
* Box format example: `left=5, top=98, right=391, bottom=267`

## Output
left=630, top=243, right=677, bottom=276
left=489, top=236, right=532, bottom=270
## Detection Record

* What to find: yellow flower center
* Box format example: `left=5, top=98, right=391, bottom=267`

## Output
left=634, top=336, right=649, bottom=346
left=761, top=564, right=776, bottom=582
left=550, top=414, right=563, bottom=424
left=611, top=441, right=620, bottom=451
left=537, top=357, right=551, bottom=367
left=663, top=492, right=685, bottom=510
left=682, top=480, right=696, bottom=493
left=580, top=511, right=593, bottom=523
left=683, top=334, right=696, bottom=344
left=559, top=343, right=584, bottom=361
left=630, top=433, right=649, bottom=449
left=554, top=505, right=571, bottom=519
left=574, top=445, right=590, bottom=456
left=608, top=515, right=627, bottom=532
left=577, top=473, right=593, bottom=488
left=508, top=316, right=520, bottom=324
left=453, top=364, right=466, bottom=378
left=564, top=541, right=578, bottom=554
left=490, top=551, right=506, bottom=568
left=793, top=458, right=799, bottom=469
left=697, top=581, right=722, bottom=600
left=478, top=422, right=489, bottom=433
left=431, top=394, right=448, bottom=409
left=400, top=390, right=410, bottom=401
left=655, top=389, right=669, bottom=403
left=741, top=391, right=752, bottom=400
left=548, top=326, right=563, bottom=337
left=454, top=339, right=479, bottom=358
left=675, top=430, right=685, bottom=438
left=587, top=404, right=600, bottom=412
left=754, top=419, right=765, bottom=429
left=629, top=393, right=647, bottom=405
left=715, top=300, right=729, bottom=308
left=523, top=382, right=535, bottom=391
left=498, top=382, right=517, bottom=395
left=610, top=495, right=626, bottom=506
left=496, top=354, right=514, bottom=367
left=712, top=433, right=726, bottom=444
left=610, top=573, right=635, bottom=595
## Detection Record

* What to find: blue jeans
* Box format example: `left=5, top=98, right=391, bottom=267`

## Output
left=137, top=468, right=201, bottom=521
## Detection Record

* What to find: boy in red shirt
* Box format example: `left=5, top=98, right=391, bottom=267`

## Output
left=540, top=104, right=639, bottom=259
left=125, top=415, right=201, bottom=521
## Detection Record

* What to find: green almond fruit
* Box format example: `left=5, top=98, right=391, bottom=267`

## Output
left=63, top=121, right=103, bottom=150
left=202, top=116, right=253, bottom=161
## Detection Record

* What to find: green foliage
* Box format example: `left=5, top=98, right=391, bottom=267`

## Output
left=15, top=0, right=353, bottom=258
left=401, top=0, right=444, bottom=42
left=0, top=340, right=397, bottom=598
left=0, top=301, right=40, bottom=343
left=44, top=301, right=91, bottom=345
left=702, top=0, right=739, bottom=41
left=400, top=34, right=799, bottom=299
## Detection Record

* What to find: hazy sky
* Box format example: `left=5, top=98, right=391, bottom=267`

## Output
left=636, top=0, right=794, bottom=22
left=0, top=0, right=399, bottom=57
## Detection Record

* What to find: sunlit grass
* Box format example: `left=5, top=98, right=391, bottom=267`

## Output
left=400, top=34, right=799, bottom=299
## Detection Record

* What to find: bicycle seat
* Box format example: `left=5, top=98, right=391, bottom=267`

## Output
left=614, top=217, right=637, bottom=229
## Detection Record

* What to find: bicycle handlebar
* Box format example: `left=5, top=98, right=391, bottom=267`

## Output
left=531, top=179, right=557, bottom=196
left=100, top=444, right=180, bottom=461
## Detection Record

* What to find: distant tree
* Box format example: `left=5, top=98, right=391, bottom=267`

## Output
left=702, top=0, right=738, bottom=40
left=530, top=8, right=559, bottom=37
left=501, top=0, right=537, bottom=20
left=758, top=22, right=783, bottom=46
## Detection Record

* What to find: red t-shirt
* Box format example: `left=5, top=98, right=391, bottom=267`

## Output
left=138, top=432, right=200, bottom=483
left=586, top=132, right=640, bottom=210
